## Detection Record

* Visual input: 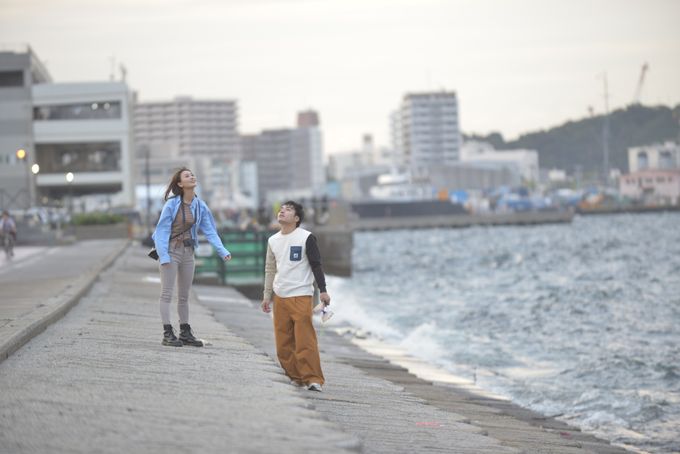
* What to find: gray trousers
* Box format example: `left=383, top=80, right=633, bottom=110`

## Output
left=158, top=246, right=195, bottom=325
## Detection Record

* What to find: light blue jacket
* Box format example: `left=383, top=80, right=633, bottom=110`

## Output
left=151, top=196, right=230, bottom=265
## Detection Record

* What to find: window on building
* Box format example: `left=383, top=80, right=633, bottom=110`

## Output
left=33, top=101, right=122, bottom=120
left=656, top=177, right=665, bottom=183
left=659, top=151, right=674, bottom=169
left=0, top=70, right=24, bottom=87
left=36, top=142, right=121, bottom=173
left=637, top=152, right=649, bottom=170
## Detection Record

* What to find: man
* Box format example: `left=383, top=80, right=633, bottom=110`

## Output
left=261, top=201, right=330, bottom=392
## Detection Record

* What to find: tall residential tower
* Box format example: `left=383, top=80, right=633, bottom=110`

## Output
left=391, top=91, right=461, bottom=169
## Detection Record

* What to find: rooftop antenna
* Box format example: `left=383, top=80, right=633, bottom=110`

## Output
left=119, top=63, right=127, bottom=83
left=600, top=72, right=610, bottom=185
left=109, top=55, right=116, bottom=81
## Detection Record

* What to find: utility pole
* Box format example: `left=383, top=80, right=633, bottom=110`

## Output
left=601, top=73, right=610, bottom=186
left=144, top=145, right=151, bottom=239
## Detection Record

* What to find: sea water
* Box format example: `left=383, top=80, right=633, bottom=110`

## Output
left=327, top=212, right=680, bottom=453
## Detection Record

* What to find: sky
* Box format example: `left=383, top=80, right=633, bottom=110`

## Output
left=1, top=0, right=679, bottom=154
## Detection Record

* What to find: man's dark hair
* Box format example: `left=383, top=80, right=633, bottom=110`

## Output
left=282, top=200, right=304, bottom=227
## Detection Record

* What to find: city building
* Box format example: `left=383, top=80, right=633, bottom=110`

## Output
left=619, top=169, right=680, bottom=205
left=32, top=81, right=136, bottom=208
left=241, top=111, right=325, bottom=204
left=620, top=142, right=680, bottom=205
left=1, top=46, right=134, bottom=210
left=627, top=142, right=679, bottom=172
left=461, top=140, right=539, bottom=184
left=391, top=91, right=461, bottom=169
left=389, top=110, right=405, bottom=167
left=133, top=96, right=239, bottom=162
left=426, top=162, right=520, bottom=191
left=133, top=96, right=240, bottom=207
left=328, top=135, right=392, bottom=181
left=0, top=45, right=51, bottom=210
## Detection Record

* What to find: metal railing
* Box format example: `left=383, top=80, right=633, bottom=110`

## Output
left=195, top=229, right=276, bottom=286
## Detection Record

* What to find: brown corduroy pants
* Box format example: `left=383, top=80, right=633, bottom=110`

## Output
left=272, top=294, right=325, bottom=385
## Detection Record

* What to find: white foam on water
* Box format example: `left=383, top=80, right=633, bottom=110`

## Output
left=348, top=333, right=506, bottom=398
left=326, top=289, right=400, bottom=340
left=398, top=321, right=447, bottom=364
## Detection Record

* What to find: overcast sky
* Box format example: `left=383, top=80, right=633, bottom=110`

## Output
left=1, top=0, right=679, bottom=153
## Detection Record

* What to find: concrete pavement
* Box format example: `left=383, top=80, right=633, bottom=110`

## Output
left=0, top=242, right=358, bottom=453
left=196, top=286, right=631, bottom=454
left=0, top=241, right=631, bottom=453
left=0, top=240, right=128, bottom=362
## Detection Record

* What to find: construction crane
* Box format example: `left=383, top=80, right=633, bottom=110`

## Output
left=632, top=62, right=649, bottom=104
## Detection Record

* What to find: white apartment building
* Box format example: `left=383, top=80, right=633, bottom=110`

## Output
left=32, top=82, right=136, bottom=207
left=620, top=142, right=680, bottom=205
left=627, top=142, right=679, bottom=172
left=461, top=140, right=540, bottom=184
left=133, top=96, right=240, bottom=206
left=389, top=111, right=405, bottom=167
left=391, top=91, right=461, bottom=169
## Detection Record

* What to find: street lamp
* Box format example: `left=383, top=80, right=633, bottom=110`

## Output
left=16, top=148, right=32, bottom=208
left=65, top=172, right=74, bottom=225
left=31, top=164, right=40, bottom=175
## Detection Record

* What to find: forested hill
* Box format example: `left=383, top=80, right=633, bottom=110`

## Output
left=464, top=104, right=680, bottom=174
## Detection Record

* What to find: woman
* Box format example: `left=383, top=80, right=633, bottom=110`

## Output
left=152, top=167, right=232, bottom=347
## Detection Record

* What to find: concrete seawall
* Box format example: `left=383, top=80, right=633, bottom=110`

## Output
left=351, top=210, right=574, bottom=231
left=314, top=226, right=353, bottom=277
left=313, top=211, right=573, bottom=278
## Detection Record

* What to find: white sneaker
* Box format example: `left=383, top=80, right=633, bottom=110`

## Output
left=307, top=383, right=322, bottom=392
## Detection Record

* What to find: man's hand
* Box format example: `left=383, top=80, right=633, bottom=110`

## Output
left=224, top=254, right=232, bottom=261
left=320, top=292, right=331, bottom=306
left=261, top=299, right=272, bottom=313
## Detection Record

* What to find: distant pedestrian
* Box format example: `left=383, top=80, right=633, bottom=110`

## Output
left=152, top=167, right=232, bottom=347
left=1, top=210, right=17, bottom=259
left=261, top=201, right=330, bottom=392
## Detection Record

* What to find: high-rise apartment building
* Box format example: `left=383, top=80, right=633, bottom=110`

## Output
left=133, top=96, right=239, bottom=161
left=391, top=91, right=461, bottom=169
left=133, top=96, right=240, bottom=206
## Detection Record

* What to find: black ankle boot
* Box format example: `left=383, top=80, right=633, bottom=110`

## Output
left=162, top=324, right=183, bottom=347
left=179, top=323, right=204, bottom=347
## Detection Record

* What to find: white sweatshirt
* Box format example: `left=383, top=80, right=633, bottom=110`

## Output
left=266, top=227, right=316, bottom=298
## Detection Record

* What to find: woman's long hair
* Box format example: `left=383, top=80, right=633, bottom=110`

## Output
left=164, top=167, right=191, bottom=201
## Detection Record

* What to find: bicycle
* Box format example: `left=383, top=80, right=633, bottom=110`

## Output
left=2, top=232, right=15, bottom=259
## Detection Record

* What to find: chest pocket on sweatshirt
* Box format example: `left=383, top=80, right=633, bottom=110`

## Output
left=289, top=246, right=302, bottom=261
